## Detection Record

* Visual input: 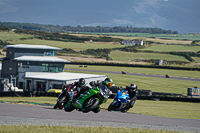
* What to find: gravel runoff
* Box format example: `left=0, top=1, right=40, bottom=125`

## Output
left=1, top=116, right=200, bottom=133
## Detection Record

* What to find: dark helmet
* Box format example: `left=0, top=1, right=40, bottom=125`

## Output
left=78, top=78, right=85, bottom=86
left=104, top=78, right=113, bottom=88
left=130, top=83, right=137, bottom=92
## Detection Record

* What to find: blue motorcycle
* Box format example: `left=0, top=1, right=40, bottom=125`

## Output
left=108, top=90, right=130, bottom=113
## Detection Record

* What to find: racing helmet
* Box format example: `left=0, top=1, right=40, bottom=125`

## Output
left=130, top=83, right=137, bottom=92
left=78, top=78, right=85, bottom=86
left=104, top=78, right=113, bottom=88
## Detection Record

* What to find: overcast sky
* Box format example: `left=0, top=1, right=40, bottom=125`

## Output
left=0, top=0, right=200, bottom=33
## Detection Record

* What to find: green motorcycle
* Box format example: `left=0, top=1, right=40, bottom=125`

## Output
left=64, top=84, right=109, bottom=113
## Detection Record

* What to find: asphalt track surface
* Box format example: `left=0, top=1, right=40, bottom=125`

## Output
left=69, top=69, right=200, bottom=82
left=0, top=103, right=200, bottom=132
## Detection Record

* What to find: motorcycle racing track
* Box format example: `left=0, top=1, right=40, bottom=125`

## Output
left=1, top=69, right=200, bottom=132
left=0, top=103, right=200, bottom=132
left=68, top=69, right=200, bottom=82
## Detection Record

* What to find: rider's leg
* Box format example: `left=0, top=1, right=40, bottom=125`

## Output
left=129, top=100, right=136, bottom=108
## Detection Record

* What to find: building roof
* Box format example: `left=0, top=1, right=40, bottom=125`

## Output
left=4, top=44, right=62, bottom=50
left=24, top=72, right=107, bottom=82
left=13, top=56, right=70, bottom=63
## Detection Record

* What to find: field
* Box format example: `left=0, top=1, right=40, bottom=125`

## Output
left=9, top=38, right=124, bottom=51
left=1, top=31, right=199, bottom=65
left=138, top=44, right=200, bottom=52
left=66, top=65, right=200, bottom=95
left=0, top=32, right=34, bottom=41
left=81, top=32, right=200, bottom=41
left=109, top=51, right=189, bottom=62
left=72, top=33, right=194, bottom=45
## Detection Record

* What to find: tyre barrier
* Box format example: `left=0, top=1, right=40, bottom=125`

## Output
left=137, top=96, right=200, bottom=103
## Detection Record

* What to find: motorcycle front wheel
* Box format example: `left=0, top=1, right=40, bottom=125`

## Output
left=54, top=102, right=59, bottom=109
left=108, top=100, right=117, bottom=111
left=64, top=102, right=75, bottom=112
left=82, top=98, right=99, bottom=113
left=121, top=107, right=130, bottom=113
left=57, top=96, right=67, bottom=109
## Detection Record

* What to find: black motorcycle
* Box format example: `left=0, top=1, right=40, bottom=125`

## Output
left=54, top=85, right=77, bottom=109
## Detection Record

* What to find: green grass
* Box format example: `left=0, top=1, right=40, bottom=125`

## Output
left=1, top=97, right=200, bottom=120
left=0, top=125, right=187, bottom=133
left=138, top=45, right=200, bottom=52
left=104, top=100, right=200, bottom=119
left=67, top=65, right=200, bottom=79
left=9, top=39, right=125, bottom=51
left=82, top=32, right=200, bottom=41
left=66, top=65, right=200, bottom=95
left=70, top=70, right=198, bottom=95
left=193, top=57, right=200, bottom=63
left=109, top=51, right=189, bottom=62
left=0, top=32, right=34, bottom=41
left=0, top=97, right=55, bottom=105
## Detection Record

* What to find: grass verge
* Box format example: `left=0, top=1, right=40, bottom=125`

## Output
left=0, top=97, right=200, bottom=119
left=0, top=125, right=188, bottom=133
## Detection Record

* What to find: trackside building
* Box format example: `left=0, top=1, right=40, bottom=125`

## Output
left=0, top=44, right=107, bottom=93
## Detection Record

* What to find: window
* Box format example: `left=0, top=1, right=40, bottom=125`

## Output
left=44, top=50, right=56, bottom=56
left=42, top=64, right=48, bottom=72
left=42, top=64, right=64, bottom=72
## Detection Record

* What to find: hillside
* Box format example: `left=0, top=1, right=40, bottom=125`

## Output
left=0, top=27, right=200, bottom=69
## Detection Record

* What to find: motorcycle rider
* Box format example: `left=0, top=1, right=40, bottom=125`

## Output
left=103, top=78, right=113, bottom=89
left=90, top=78, right=113, bottom=89
left=89, top=78, right=113, bottom=113
left=74, top=78, right=113, bottom=100
left=124, top=83, right=138, bottom=110
left=72, top=78, right=90, bottom=101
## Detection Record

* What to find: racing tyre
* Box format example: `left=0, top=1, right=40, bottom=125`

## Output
left=64, top=102, right=75, bottom=112
left=108, top=101, right=117, bottom=111
left=59, top=99, right=69, bottom=109
left=121, top=107, right=130, bottom=113
left=82, top=98, right=99, bottom=113
left=92, top=107, right=101, bottom=113
left=53, top=103, right=59, bottom=109
left=54, top=98, right=64, bottom=109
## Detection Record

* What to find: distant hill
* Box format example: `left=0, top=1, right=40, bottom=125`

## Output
left=0, top=22, right=178, bottom=34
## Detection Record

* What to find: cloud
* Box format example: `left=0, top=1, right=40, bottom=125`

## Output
left=0, top=0, right=18, bottom=13
left=112, top=19, right=134, bottom=25
left=132, top=0, right=161, bottom=14
left=130, top=0, right=168, bottom=27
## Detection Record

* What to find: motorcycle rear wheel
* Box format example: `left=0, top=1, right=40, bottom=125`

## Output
left=82, top=98, right=99, bottom=113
